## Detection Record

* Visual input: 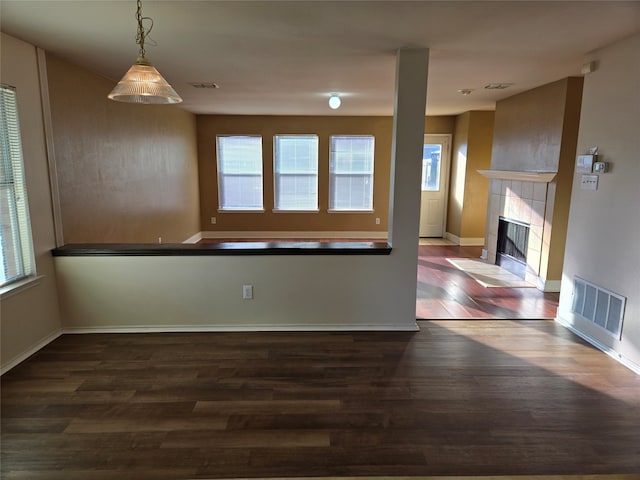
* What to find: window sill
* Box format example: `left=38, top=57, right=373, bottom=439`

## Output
left=0, top=275, right=44, bottom=300
left=327, top=209, right=375, bottom=213
left=217, top=209, right=265, bottom=213
left=272, top=209, right=320, bottom=213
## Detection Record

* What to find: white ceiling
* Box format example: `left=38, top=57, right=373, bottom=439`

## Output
left=2, top=1, right=639, bottom=116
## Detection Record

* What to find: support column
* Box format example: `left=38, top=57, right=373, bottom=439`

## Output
left=387, top=48, right=429, bottom=322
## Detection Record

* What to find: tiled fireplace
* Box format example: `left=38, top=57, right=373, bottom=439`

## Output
left=480, top=171, right=557, bottom=290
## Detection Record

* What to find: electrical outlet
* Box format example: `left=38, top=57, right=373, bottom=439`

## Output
left=375, top=217, right=381, bottom=225
left=211, top=216, right=217, bottom=224
left=242, top=284, right=253, bottom=300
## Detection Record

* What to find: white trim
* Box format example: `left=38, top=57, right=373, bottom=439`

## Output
left=62, top=323, right=420, bottom=334
left=444, top=232, right=485, bottom=246
left=217, top=209, right=265, bottom=213
left=37, top=48, right=64, bottom=247
left=200, top=231, right=388, bottom=240
left=272, top=209, right=320, bottom=213
left=478, top=169, right=557, bottom=183
left=0, top=275, right=44, bottom=299
left=537, top=278, right=562, bottom=292
left=327, top=209, right=375, bottom=214
left=555, top=316, right=640, bottom=376
left=182, top=232, right=203, bottom=244
left=1, top=329, right=62, bottom=375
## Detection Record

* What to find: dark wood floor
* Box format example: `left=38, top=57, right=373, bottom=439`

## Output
left=416, top=245, right=559, bottom=319
left=2, top=321, right=639, bottom=479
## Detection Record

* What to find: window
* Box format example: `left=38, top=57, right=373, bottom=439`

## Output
left=274, top=135, right=318, bottom=211
left=0, top=84, right=35, bottom=287
left=329, top=135, right=374, bottom=211
left=421, top=143, right=442, bottom=191
left=216, top=135, right=263, bottom=210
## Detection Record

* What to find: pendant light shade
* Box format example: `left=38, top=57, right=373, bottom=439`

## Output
left=108, top=56, right=182, bottom=104
left=108, top=0, right=182, bottom=104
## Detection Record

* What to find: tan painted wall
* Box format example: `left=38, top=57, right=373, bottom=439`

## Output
left=45, top=54, right=201, bottom=243
left=197, top=115, right=454, bottom=233
left=447, top=111, right=494, bottom=239
left=460, top=111, right=494, bottom=238
left=489, top=77, right=583, bottom=284
left=1, top=34, right=62, bottom=372
left=492, top=80, right=568, bottom=172
left=558, top=33, right=640, bottom=369
left=543, top=77, right=583, bottom=280
left=447, top=112, right=470, bottom=237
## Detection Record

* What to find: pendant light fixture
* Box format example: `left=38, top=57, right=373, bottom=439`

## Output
left=108, top=0, right=182, bottom=104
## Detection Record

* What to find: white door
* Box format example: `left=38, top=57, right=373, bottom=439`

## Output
left=419, top=135, right=450, bottom=237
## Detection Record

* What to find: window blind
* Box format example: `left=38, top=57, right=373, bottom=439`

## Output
left=0, top=84, right=34, bottom=287
left=274, top=135, right=318, bottom=210
left=216, top=135, right=264, bottom=210
left=329, top=135, right=374, bottom=211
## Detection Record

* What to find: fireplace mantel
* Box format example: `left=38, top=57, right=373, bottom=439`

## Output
left=477, top=170, right=557, bottom=183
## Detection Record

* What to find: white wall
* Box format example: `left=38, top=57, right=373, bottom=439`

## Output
left=557, top=33, right=640, bottom=371
left=1, top=34, right=62, bottom=372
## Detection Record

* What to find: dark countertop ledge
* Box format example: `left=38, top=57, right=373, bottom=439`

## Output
left=52, top=241, right=392, bottom=257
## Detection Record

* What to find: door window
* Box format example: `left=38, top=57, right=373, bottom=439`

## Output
left=421, top=144, right=442, bottom=191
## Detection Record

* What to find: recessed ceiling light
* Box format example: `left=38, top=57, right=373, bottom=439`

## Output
left=457, top=89, right=473, bottom=96
left=328, top=94, right=341, bottom=109
left=484, top=83, right=513, bottom=90
left=189, top=82, right=220, bottom=89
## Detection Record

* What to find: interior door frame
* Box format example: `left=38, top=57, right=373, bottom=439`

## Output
left=420, top=133, right=452, bottom=238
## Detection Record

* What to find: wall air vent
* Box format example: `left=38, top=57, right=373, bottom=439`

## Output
left=571, top=276, right=626, bottom=340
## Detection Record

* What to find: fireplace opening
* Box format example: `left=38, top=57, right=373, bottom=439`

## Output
left=496, top=217, right=530, bottom=279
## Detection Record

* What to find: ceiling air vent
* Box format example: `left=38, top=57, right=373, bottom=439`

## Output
left=189, top=82, right=220, bottom=89
left=484, top=83, right=513, bottom=90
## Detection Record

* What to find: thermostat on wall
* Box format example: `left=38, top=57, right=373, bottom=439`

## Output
left=576, top=154, right=596, bottom=173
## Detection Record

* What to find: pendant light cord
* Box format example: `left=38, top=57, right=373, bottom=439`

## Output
left=135, top=0, right=154, bottom=58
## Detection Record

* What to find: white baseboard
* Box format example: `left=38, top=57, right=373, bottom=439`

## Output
left=1, top=329, right=62, bottom=375
left=200, top=231, right=388, bottom=240
left=62, top=323, right=420, bottom=334
left=555, top=316, right=640, bottom=375
left=535, top=278, right=562, bottom=292
left=444, top=232, right=485, bottom=246
left=182, top=231, right=203, bottom=244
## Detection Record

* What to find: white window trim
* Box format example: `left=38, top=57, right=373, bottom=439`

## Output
left=327, top=209, right=375, bottom=213
left=217, top=208, right=265, bottom=213
left=0, top=274, right=43, bottom=300
left=272, top=209, right=320, bottom=214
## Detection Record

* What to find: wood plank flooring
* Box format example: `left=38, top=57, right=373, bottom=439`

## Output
left=416, top=245, right=559, bottom=319
left=2, top=321, right=639, bottom=479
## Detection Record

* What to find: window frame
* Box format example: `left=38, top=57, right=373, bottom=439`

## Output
left=273, top=134, right=320, bottom=212
left=328, top=135, right=375, bottom=213
left=216, top=135, right=265, bottom=212
left=0, top=84, right=36, bottom=289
